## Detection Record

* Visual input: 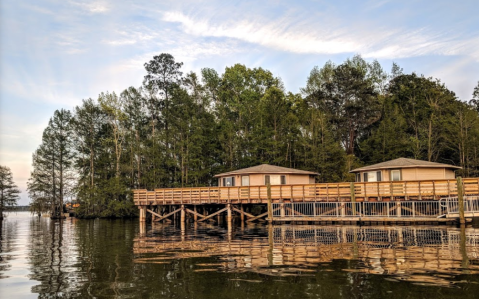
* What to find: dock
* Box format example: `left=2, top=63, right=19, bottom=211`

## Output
left=133, top=178, right=479, bottom=224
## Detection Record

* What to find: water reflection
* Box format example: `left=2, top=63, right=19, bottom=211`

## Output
left=134, top=223, right=479, bottom=287
left=0, top=219, right=16, bottom=279
left=27, top=216, right=83, bottom=297
left=2, top=213, right=479, bottom=298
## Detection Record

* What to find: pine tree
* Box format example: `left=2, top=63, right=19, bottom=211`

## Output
left=0, top=166, right=20, bottom=218
left=71, top=99, right=107, bottom=215
left=27, top=109, right=74, bottom=218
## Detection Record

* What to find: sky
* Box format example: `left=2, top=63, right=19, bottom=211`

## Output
left=1, top=0, right=478, bottom=205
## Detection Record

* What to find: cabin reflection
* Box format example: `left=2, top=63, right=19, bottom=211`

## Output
left=134, top=224, right=479, bottom=286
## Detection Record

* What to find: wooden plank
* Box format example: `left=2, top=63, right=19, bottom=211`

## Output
left=147, top=208, right=181, bottom=222
left=197, top=207, right=228, bottom=222
left=185, top=208, right=206, bottom=219
left=232, top=207, right=255, bottom=218
left=246, top=207, right=281, bottom=222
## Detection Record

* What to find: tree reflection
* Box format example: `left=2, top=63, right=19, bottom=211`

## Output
left=0, top=219, right=17, bottom=279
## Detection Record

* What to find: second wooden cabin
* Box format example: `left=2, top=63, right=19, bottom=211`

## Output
left=351, top=158, right=460, bottom=182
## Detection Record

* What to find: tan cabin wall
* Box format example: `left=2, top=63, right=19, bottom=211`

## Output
left=355, top=167, right=457, bottom=182
left=402, top=167, right=454, bottom=180
left=217, top=173, right=313, bottom=186
left=249, top=174, right=266, bottom=186
left=288, top=174, right=311, bottom=185
left=445, top=169, right=456, bottom=179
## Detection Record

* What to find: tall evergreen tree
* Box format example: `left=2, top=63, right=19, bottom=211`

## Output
left=28, top=109, right=73, bottom=218
left=0, top=166, right=20, bottom=218
left=71, top=99, right=107, bottom=215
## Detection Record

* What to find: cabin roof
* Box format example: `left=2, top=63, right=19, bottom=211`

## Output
left=350, top=158, right=461, bottom=173
left=214, top=164, right=319, bottom=177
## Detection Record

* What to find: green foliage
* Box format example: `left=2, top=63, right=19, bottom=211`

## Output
left=27, top=109, right=74, bottom=218
left=0, top=166, right=20, bottom=218
left=27, top=53, right=479, bottom=218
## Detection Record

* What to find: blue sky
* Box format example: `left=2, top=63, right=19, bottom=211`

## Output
left=1, top=0, right=478, bottom=205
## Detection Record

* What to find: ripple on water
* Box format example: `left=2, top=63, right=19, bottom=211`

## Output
left=2, top=213, right=479, bottom=298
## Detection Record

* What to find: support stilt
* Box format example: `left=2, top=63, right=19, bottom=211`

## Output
left=139, top=206, right=147, bottom=222
left=181, top=205, right=185, bottom=223
left=240, top=204, right=245, bottom=222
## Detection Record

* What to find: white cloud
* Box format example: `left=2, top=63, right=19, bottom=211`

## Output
left=162, top=10, right=479, bottom=61
left=70, top=0, right=110, bottom=14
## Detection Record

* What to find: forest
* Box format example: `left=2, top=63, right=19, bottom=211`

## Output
left=26, top=53, right=479, bottom=218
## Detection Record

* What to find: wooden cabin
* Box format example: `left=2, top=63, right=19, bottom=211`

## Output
left=214, top=164, right=318, bottom=187
left=350, top=158, right=461, bottom=182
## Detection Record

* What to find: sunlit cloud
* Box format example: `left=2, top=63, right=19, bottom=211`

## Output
left=162, top=10, right=479, bottom=61
left=70, top=0, right=110, bottom=14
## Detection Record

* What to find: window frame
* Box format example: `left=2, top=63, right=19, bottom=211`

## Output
left=241, top=175, right=250, bottom=186
left=391, top=170, right=401, bottom=181
left=223, top=176, right=235, bottom=187
left=265, top=175, right=287, bottom=185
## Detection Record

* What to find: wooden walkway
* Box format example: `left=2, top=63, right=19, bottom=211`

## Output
left=134, top=178, right=479, bottom=224
left=133, top=178, right=479, bottom=206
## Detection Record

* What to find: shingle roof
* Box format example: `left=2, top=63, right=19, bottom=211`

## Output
left=214, top=164, right=319, bottom=177
left=350, top=158, right=461, bottom=173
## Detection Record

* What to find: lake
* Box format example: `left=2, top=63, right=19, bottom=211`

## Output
left=1, top=212, right=479, bottom=298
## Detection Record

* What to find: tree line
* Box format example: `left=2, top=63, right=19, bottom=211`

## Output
left=26, top=53, right=479, bottom=218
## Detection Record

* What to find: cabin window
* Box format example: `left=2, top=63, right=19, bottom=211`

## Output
left=356, top=173, right=361, bottom=182
left=391, top=170, right=401, bottom=181
left=363, top=171, right=381, bottom=182
left=265, top=175, right=287, bottom=185
left=241, top=175, right=250, bottom=186
left=223, top=176, right=235, bottom=186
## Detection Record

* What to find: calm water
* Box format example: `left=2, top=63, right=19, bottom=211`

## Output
left=1, top=213, right=479, bottom=298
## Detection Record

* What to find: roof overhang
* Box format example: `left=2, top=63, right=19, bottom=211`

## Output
left=214, top=171, right=319, bottom=178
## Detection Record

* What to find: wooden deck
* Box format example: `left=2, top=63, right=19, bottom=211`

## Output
left=133, top=178, right=479, bottom=206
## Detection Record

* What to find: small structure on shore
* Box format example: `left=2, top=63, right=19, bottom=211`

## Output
left=214, top=164, right=318, bottom=187
left=350, top=158, right=461, bottom=182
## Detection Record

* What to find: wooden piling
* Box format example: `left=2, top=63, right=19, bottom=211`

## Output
left=181, top=204, right=185, bottom=223
left=240, top=204, right=245, bottom=222
left=457, top=177, right=465, bottom=224
left=139, top=206, right=147, bottom=222
left=227, top=204, right=232, bottom=223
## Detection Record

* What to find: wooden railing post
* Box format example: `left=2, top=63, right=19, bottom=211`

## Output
left=267, top=184, right=272, bottom=222
left=457, top=177, right=465, bottom=224
left=350, top=182, right=356, bottom=216
left=418, top=181, right=422, bottom=200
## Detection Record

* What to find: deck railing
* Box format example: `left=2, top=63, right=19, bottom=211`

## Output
left=271, top=198, right=479, bottom=219
left=134, top=178, right=479, bottom=205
